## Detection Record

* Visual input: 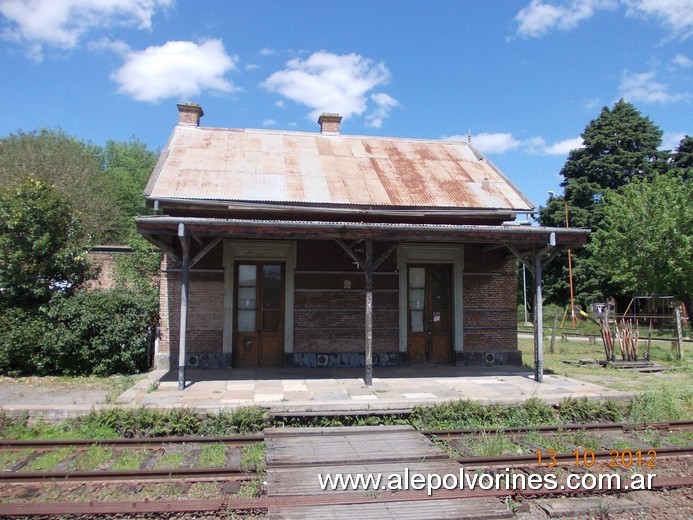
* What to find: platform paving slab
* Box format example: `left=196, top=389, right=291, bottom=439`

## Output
left=0, top=366, right=631, bottom=419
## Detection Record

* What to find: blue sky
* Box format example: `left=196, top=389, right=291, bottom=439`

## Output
left=1, top=0, right=691, bottom=211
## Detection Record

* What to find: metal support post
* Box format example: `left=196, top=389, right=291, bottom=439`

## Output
left=178, top=225, right=190, bottom=390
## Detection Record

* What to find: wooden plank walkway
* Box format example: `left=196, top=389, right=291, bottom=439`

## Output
left=269, top=497, right=513, bottom=519
left=265, top=425, right=513, bottom=519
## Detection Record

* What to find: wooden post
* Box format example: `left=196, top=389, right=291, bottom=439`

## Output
left=178, top=225, right=190, bottom=391
left=334, top=239, right=395, bottom=387
left=675, top=306, right=684, bottom=360
left=364, top=239, right=374, bottom=386
left=534, top=249, right=544, bottom=383
left=549, top=312, right=559, bottom=354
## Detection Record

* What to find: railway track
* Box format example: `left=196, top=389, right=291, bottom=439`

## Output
left=0, top=421, right=690, bottom=518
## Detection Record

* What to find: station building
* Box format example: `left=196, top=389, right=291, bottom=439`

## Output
left=137, top=104, right=588, bottom=384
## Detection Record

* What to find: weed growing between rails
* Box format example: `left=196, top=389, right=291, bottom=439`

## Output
left=0, top=388, right=690, bottom=441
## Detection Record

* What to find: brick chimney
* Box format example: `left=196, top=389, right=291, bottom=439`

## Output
left=177, top=103, right=204, bottom=126
left=318, top=113, right=342, bottom=134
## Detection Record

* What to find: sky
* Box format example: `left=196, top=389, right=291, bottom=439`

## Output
left=0, top=0, right=691, bottom=212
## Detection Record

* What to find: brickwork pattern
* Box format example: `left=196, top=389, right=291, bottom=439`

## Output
left=158, top=256, right=224, bottom=358
left=462, top=246, right=517, bottom=352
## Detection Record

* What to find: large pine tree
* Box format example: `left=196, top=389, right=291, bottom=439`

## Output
left=538, top=100, right=665, bottom=307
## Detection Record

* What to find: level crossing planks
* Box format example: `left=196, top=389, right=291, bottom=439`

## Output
left=265, top=425, right=513, bottom=518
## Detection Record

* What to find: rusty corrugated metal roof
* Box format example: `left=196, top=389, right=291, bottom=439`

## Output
left=145, top=125, right=535, bottom=211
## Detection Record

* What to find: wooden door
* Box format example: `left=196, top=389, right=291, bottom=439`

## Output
left=234, top=263, right=284, bottom=367
left=407, top=265, right=453, bottom=364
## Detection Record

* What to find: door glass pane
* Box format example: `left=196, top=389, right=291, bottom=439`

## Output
left=262, top=265, right=281, bottom=309
left=262, top=265, right=282, bottom=332
left=410, top=310, right=424, bottom=332
left=409, top=289, right=425, bottom=310
left=430, top=266, right=449, bottom=311
left=238, top=287, right=256, bottom=309
left=238, top=310, right=256, bottom=332
left=237, top=264, right=256, bottom=332
left=238, top=264, right=256, bottom=286
left=409, top=267, right=426, bottom=332
left=409, top=267, right=425, bottom=288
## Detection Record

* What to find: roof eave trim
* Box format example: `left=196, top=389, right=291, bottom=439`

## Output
left=147, top=196, right=536, bottom=216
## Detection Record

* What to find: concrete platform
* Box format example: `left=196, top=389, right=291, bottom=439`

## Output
left=114, top=365, right=629, bottom=413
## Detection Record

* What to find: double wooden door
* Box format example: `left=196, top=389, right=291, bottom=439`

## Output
left=407, top=264, right=453, bottom=364
left=234, top=263, right=284, bottom=367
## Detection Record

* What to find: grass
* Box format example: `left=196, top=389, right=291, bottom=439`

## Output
left=467, top=432, right=524, bottom=457
left=22, top=447, right=74, bottom=471
left=69, top=444, right=114, bottom=471
left=197, top=442, right=227, bottom=467
left=153, top=451, right=184, bottom=470
left=0, top=448, right=31, bottom=471
left=238, top=442, right=267, bottom=498
left=517, top=336, right=692, bottom=396
left=110, top=449, right=149, bottom=471
left=569, top=429, right=601, bottom=451
left=241, top=442, right=266, bottom=471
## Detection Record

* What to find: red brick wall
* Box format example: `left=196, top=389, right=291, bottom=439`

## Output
left=463, top=245, right=517, bottom=352
left=158, top=255, right=224, bottom=360
left=155, top=240, right=519, bottom=366
left=294, top=240, right=399, bottom=353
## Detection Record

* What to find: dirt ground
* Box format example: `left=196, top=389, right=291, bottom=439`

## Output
left=0, top=376, right=123, bottom=408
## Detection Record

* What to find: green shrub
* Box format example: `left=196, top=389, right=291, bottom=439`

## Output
left=559, top=397, right=622, bottom=423
left=42, top=289, right=157, bottom=376
left=0, top=307, right=50, bottom=375
left=627, top=388, right=692, bottom=423
left=74, top=406, right=270, bottom=438
left=505, top=398, right=557, bottom=427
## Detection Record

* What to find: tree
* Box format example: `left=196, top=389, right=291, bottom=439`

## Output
left=538, top=100, right=665, bottom=306
left=589, top=172, right=692, bottom=329
left=0, top=179, right=92, bottom=306
left=0, top=129, right=122, bottom=242
left=671, top=135, right=693, bottom=180
left=101, top=139, right=158, bottom=239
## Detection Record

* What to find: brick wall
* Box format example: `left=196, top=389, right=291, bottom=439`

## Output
left=293, top=240, right=399, bottom=353
left=157, top=255, right=224, bottom=367
left=154, top=240, right=520, bottom=368
left=462, top=245, right=517, bottom=352
left=294, top=290, right=399, bottom=352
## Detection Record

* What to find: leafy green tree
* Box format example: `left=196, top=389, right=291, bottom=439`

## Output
left=671, top=135, right=692, bottom=180
left=589, top=172, right=692, bottom=329
left=101, top=139, right=158, bottom=238
left=0, top=129, right=122, bottom=242
left=0, top=179, right=92, bottom=306
left=539, top=100, right=665, bottom=306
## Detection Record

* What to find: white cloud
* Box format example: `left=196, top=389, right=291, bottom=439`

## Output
left=366, top=92, right=399, bottom=129
left=514, top=0, right=693, bottom=39
left=261, top=51, right=396, bottom=124
left=448, top=132, right=582, bottom=156
left=514, top=0, right=617, bottom=38
left=662, top=131, right=687, bottom=150
left=527, top=136, right=584, bottom=155
left=672, top=54, right=693, bottom=68
left=618, top=69, right=687, bottom=103
left=623, top=0, right=693, bottom=39
left=470, top=132, right=522, bottom=154
left=262, top=119, right=278, bottom=127
left=110, top=39, right=238, bottom=103
left=0, top=0, right=172, bottom=59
